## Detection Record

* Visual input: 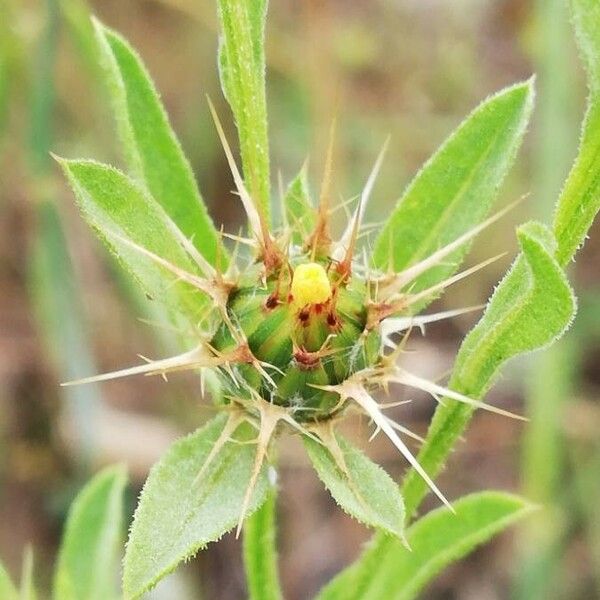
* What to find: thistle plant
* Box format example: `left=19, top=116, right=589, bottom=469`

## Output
left=52, top=0, right=600, bottom=598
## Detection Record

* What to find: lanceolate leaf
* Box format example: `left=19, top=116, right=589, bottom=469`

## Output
left=0, top=562, right=17, bottom=600
left=54, top=465, right=127, bottom=600
left=243, top=488, right=283, bottom=600
left=123, top=414, right=269, bottom=599
left=553, top=0, right=600, bottom=266
left=373, top=81, right=534, bottom=302
left=328, top=222, right=575, bottom=592
left=303, top=433, right=406, bottom=541
left=57, top=158, right=206, bottom=328
left=397, top=0, right=598, bottom=559
left=217, top=0, right=271, bottom=219
left=402, top=221, right=575, bottom=518
left=316, top=492, right=535, bottom=600
left=93, top=20, right=223, bottom=266
left=283, top=165, right=315, bottom=245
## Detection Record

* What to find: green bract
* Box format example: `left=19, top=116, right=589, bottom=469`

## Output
left=53, top=0, right=600, bottom=598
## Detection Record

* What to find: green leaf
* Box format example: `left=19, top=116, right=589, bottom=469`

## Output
left=0, top=562, right=18, bottom=600
left=217, top=0, right=271, bottom=219
left=57, top=158, right=206, bottom=328
left=330, top=223, right=575, bottom=595
left=401, top=221, right=575, bottom=518
left=283, top=165, right=315, bottom=245
left=243, top=488, right=283, bottom=600
left=553, top=0, right=600, bottom=266
left=54, top=465, right=127, bottom=600
left=124, top=414, right=269, bottom=599
left=373, top=80, right=534, bottom=301
left=59, top=0, right=101, bottom=81
left=30, top=201, right=104, bottom=464
left=397, top=0, right=600, bottom=533
left=92, top=20, right=223, bottom=266
left=303, top=433, right=406, bottom=541
left=317, top=492, right=535, bottom=600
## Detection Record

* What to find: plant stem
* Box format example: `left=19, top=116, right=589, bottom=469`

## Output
left=242, top=485, right=283, bottom=600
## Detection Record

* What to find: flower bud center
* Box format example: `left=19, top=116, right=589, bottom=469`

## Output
left=291, top=262, right=332, bottom=307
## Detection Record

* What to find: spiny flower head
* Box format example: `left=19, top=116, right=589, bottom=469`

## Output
left=64, top=106, right=524, bottom=532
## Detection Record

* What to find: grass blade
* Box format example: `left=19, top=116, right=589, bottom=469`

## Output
left=30, top=202, right=104, bottom=463
left=53, top=465, right=127, bottom=600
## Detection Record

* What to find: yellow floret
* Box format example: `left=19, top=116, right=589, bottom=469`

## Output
left=291, top=262, right=332, bottom=307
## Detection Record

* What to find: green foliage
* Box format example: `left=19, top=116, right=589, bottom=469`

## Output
left=59, top=0, right=101, bottom=80
left=0, top=469, right=127, bottom=600
left=553, top=0, right=600, bottom=266
left=124, top=414, right=269, bottom=599
left=283, top=165, right=314, bottom=245
left=402, top=221, right=575, bottom=518
left=57, top=158, right=206, bottom=328
left=30, top=201, right=103, bottom=463
left=54, top=465, right=127, bottom=600
left=304, top=433, right=406, bottom=541
left=373, top=80, right=534, bottom=300
left=0, top=562, right=17, bottom=600
left=52, top=0, right=600, bottom=597
left=93, top=20, right=222, bottom=266
left=243, top=488, right=283, bottom=600
left=334, top=1, right=600, bottom=591
left=317, top=492, right=535, bottom=600
left=217, top=0, right=271, bottom=218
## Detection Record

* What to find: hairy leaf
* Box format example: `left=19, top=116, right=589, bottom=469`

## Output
left=123, top=414, right=269, bottom=599
left=304, top=433, right=406, bottom=541
left=57, top=158, right=206, bottom=328
left=402, top=221, right=575, bottom=517
left=373, top=81, right=534, bottom=301
left=217, top=0, right=271, bottom=218
left=317, top=492, right=535, bottom=600
left=0, top=562, right=17, bottom=600
left=243, top=488, right=283, bottom=600
left=283, top=165, right=314, bottom=245
left=93, top=20, right=222, bottom=266
left=54, top=465, right=127, bottom=600
left=553, top=0, right=600, bottom=266
left=329, top=222, right=575, bottom=591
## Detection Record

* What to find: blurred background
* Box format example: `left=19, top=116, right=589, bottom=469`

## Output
left=1, top=0, right=599, bottom=598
